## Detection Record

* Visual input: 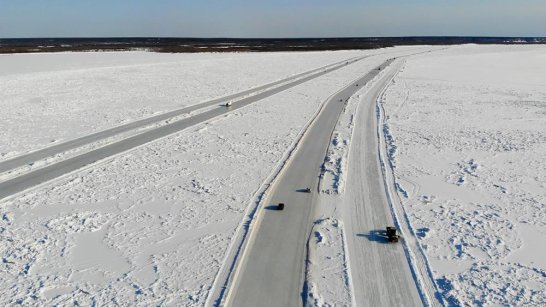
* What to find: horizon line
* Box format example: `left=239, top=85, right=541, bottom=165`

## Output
left=2, top=35, right=546, bottom=40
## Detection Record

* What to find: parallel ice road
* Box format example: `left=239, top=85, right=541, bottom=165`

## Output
left=0, top=55, right=358, bottom=176
left=224, top=59, right=408, bottom=307
left=0, top=55, right=365, bottom=200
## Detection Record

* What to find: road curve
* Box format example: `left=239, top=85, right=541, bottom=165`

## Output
left=342, top=60, right=423, bottom=306
left=225, top=59, right=395, bottom=307
left=0, top=55, right=366, bottom=200
left=0, top=55, right=358, bottom=175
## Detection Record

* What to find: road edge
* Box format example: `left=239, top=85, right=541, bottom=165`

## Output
left=375, top=59, right=445, bottom=307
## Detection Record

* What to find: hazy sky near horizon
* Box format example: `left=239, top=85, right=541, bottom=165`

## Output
left=1, top=0, right=545, bottom=38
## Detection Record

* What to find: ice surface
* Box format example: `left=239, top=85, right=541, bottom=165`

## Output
left=0, top=49, right=409, bottom=305
left=4, top=45, right=539, bottom=305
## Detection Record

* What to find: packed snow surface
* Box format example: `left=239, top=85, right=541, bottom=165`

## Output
left=381, top=45, right=546, bottom=305
left=0, top=48, right=416, bottom=305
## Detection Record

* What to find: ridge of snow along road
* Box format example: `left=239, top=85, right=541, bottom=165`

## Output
left=0, top=47, right=428, bottom=305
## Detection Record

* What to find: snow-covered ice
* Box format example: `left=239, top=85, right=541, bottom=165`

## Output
left=0, top=48, right=416, bottom=305
left=380, top=45, right=546, bottom=305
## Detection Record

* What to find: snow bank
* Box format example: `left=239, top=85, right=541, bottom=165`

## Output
left=381, top=45, right=546, bottom=305
left=319, top=97, right=355, bottom=195
left=305, top=216, right=352, bottom=307
left=319, top=60, right=393, bottom=195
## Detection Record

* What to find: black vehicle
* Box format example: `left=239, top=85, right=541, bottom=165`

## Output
left=304, top=187, right=311, bottom=193
left=277, top=203, right=285, bottom=210
left=386, top=226, right=400, bottom=243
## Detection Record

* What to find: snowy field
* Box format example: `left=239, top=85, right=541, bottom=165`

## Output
left=0, top=47, right=425, bottom=305
left=381, top=45, right=546, bottom=305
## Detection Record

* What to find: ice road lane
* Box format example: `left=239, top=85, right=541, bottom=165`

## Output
left=342, top=60, right=424, bottom=306
left=225, top=59, right=396, bottom=307
left=0, top=56, right=364, bottom=200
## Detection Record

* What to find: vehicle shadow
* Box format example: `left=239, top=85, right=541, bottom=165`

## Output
left=357, top=229, right=390, bottom=244
left=296, top=188, right=311, bottom=193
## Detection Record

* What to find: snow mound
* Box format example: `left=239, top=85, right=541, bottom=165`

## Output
left=305, top=217, right=352, bottom=307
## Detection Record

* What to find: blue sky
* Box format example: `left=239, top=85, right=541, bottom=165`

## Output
left=1, top=0, right=545, bottom=38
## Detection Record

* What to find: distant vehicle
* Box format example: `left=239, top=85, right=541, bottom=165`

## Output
left=378, top=67, right=381, bottom=71
left=304, top=187, right=311, bottom=193
left=225, top=102, right=232, bottom=107
left=346, top=61, right=349, bottom=65
left=386, top=226, right=400, bottom=243
left=356, top=83, right=359, bottom=87
left=277, top=203, right=285, bottom=210
left=339, top=98, right=343, bottom=102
